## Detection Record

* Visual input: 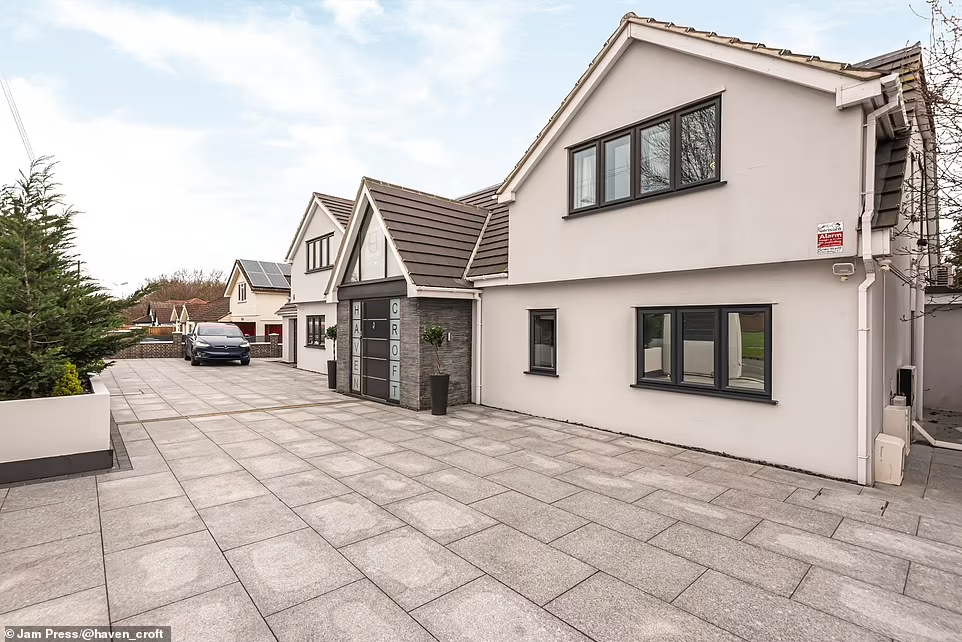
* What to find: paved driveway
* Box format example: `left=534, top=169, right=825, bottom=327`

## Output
left=2, top=359, right=962, bottom=640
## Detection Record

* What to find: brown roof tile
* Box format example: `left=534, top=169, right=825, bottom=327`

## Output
left=314, top=193, right=354, bottom=227
left=192, top=297, right=231, bottom=322
left=364, top=178, right=489, bottom=289
left=458, top=185, right=509, bottom=277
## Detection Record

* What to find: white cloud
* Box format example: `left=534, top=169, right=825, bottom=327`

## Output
left=321, top=0, right=383, bottom=43
left=760, top=1, right=901, bottom=57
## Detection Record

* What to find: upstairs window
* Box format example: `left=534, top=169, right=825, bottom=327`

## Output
left=345, top=207, right=404, bottom=283
left=237, top=282, right=247, bottom=302
left=569, top=96, right=721, bottom=214
left=306, top=234, right=333, bottom=272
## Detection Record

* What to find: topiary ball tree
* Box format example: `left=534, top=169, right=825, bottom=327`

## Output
left=326, top=324, right=337, bottom=359
left=421, top=324, right=445, bottom=375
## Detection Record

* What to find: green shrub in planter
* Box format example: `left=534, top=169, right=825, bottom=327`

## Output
left=326, top=325, right=337, bottom=357
left=0, top=159, right=150, bottom=401
left=421, top=324, right=445, bottom=374
left=52, top=363, right=83, bottom=397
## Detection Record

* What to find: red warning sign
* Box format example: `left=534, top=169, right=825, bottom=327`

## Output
left=817, top=222, right=844, bottom=255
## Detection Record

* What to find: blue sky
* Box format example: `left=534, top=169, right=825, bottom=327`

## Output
left=0, top=0, right=930, bottom=292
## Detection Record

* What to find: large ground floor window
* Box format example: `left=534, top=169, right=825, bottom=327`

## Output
left=635, top=305, right=772, bottom=402
left=306, top=315, right=325, bottom=347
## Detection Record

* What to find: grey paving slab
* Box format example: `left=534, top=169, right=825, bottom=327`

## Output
left=205, top=426, right=261, bottom=445
left=1, top=476, right=96, bottom=512
left=261, top=426, right=317, bottom=444
left=373, top=450, right=450, bottom=476
left=267, top=579, right=433, bottom=642
left=712, top=488, right=842, bottom=536
left=101, top=496, right=205, bottom=553
left=451, top=524, right=594, bottom=605
left=673, top=450, right=764, bottom=475
left=415, top=468, right=508, bottom=504
left=553, top=523, right=704, bottom=601
left=307, top=452, right=382, bottom=478
left=918, top=516, right=962, bottom=548
left=0, top=586, right=107, bottom=628
left=118, top=423, right=150, bottom=442
left=497, top=449, right=580, bottom=476
left=342, top=468, right=431, bottom=505
left=623, top=469, right=724, bottom=504
left=368, top=426, right=421, bottom=442
left=403, top=436, right=464, bottom=457
left=650, top=521, right=809, bottom=596
left=610, top=436, right=686, bottom=456
left=507, top=436, right=578, bottom=457
left=636, top=490, right=761, bottom=539
left=421, top=426, right=474, bottom=442
left=833, top=517, right=962, bottom=576
left=98, top=471, right=184, bottom=511
left=560, top=436, right=629, bottom=456
left=457, top=435, right=521, bottom=456
left=546, top=572, right=738, bottom=642
left=116, top=582, right=275, bottom=641
left=554, top=490, right=674, bottom=541
left=386, top=491, right=495, bottom=544
left=485, top=467, right=581, bottom=503
left=558, top=449, right=641, bottom=476
left=218, top=438, right=286, bottom=459
left=199, top=494, right=307, bottom=550
left=226, top=528, right=362, bottom=615
left=793, top=566, right=962, bottom=642
left=167, top=453, right=242, bottom=481
left=556, top=467, right=655, bottom=502
left=342, top=436, right=405, bottom=458
left=906, top=563, right=962, bottom=615
left=262, top=469, right=352, bottom=508
left=104, top=530, right=236, bottom=621
left=472, top=490, right=587, bottom=543
left=0, top=533, right=104, bottom=614
left=296, top=493, right=405, bottom=547
left=281, top=437, right=347, bottom=458
left=674, top=569, right=886, bottom=642
left=618, top=450, right=704, bottom=475
left=341, top=526, right=482, bottom=611
left=181, top=470, right=269, bottom=509
left=412, top=575, right=588, bottom=642
left=690, top=466, right=796, bottom=500
left=752, top=465, right=861, bottom=494
left=144, top=419, right=206, bottom=444
left=926, top=472, right=962, bottom=503
left=787, top=488, right=920, bottom=533
left=318, top=427, right=369, bottom=443
left=743, top=520, right=909, bottom=592
left=437, top=449, right=515, bottom=476
left=155, top=438, right=225, bottom=461
left=237, top=451, right=313, bottom=480
left=0, top=499, right=99, bottom=554
left=880, top=493, right=962, bottom=527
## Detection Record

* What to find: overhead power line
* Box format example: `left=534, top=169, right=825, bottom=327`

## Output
left=1, top=74, right=35, bottom=163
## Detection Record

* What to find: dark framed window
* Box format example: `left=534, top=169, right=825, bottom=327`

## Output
left=527, top=309, right=557, bottom=376
left=237, top=282, right=247, bottom=303
left=568, top=95, right=721, bottom=215
left=635, top=304, right=772, bottom=402
left=306, top=315, right=326, bottom=347
left=306, top=234, right=333, bottom=273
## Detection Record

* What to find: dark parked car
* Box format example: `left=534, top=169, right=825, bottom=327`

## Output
left=184, top=323, right=251, bottom=366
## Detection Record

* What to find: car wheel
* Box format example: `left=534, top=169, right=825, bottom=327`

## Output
left=240, top=358, right=251, bottom=366
left=183, top=351, right=190, bottom=360
left=190, top=352, right=200, bottom=366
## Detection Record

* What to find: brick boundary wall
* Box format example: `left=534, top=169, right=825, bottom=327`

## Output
left=112, top=332, right=281, bottom=359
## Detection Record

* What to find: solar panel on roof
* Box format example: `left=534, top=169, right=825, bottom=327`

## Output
left=239, top=259, right=262, bottom=274
left=268, top=273, right=290, bottom=288
left=279, top=264, right=291, bottom=276
left=262, top=262, right=282, bottom=275
left=247, top=272, right=273, bottom=288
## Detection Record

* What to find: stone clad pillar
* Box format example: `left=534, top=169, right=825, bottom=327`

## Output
left=172, top=332, right=183, bottom=358
left=269, top=333, right=280, bottom=358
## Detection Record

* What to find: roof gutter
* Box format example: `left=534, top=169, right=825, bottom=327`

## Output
left=857, top=98, right=901, bottom=486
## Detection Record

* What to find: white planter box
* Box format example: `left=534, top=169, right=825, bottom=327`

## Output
left=0, top=374, right=112, bottom=479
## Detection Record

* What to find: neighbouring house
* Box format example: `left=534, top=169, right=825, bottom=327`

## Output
left=277, top=193, right=353, bottom=371
left=224, top=259, right=291, bottom=339
left=172, top=297, right=231, bottom=334
left=316, top=14, right=936, bottom=484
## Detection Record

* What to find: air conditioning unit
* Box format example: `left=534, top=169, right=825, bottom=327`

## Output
left=933, top=264, right=955, bottom=287
left=883, top=401, right=911, bottom=456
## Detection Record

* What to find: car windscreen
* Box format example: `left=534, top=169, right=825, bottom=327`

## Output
left=198, top=326, right=244, bottom=338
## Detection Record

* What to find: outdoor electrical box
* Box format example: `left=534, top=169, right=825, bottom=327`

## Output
left=897, top=366, right=916, bottom=408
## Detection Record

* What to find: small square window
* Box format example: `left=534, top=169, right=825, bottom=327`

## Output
left=528, top=310, right=557, bottom=375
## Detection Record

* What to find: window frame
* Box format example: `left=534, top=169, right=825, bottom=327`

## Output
left=567, top=95, right=722, bottom=217
left=305, top=314, right=326, bottom=348
left=526, top=309, right=558, bottom=377
left=633, top=304, right=773, bottom=403
left=237, top=282, right=247, bottom=303
left=306, top=233, right=334, bottom=273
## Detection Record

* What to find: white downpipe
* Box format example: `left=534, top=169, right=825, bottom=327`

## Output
left=473, top=292, right=483, bottom=405
left=857, top=100, right=899, bottom=485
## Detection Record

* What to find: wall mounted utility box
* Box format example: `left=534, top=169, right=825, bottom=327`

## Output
left=875, top=433, right=905, bottom=486
left=883, top=400, right=912, bottom=456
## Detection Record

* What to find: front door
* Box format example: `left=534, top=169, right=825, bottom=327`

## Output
left=350, top=298, right=401, bottom=403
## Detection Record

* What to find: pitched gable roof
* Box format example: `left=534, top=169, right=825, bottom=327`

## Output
left=458, top=185, right=509, bottom=278
left=285, top=192, right=354, bottom=261
left=232, top=259, right=291, bottom=293
left=193, top=297, right=231, bottom=322
left=363, top=178, right=489, bottom=289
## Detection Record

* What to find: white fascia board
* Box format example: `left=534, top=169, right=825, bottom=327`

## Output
left=498, top=26, right=632, bottom=204
left=413, top=287, right=481, bottom=300
left=837, top=78, right=883, bottom=109
left=223, top=263, right=241, bottom=298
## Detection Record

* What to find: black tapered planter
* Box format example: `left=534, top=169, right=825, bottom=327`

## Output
left=429, top=374, right=450, bottom=415
left=327, top=360, right=337, bottom=389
